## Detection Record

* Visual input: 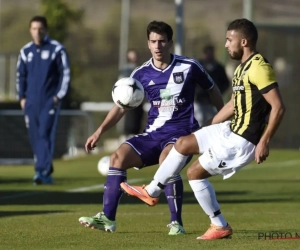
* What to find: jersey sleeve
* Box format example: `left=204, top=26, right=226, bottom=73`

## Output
left=191, top=60, right=215, bottom=90
left=249, top=61, right=278, bottom=94
left=130, top=67, right=141, bottom=81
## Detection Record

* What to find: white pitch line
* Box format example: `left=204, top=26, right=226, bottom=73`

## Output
left=245, top=159, right=300, bottom=170
left=66, top=178, right=146, bottom=193
left=0, top=178, right=147, bottom=201
left=0, top=191, right=44, bottom=201
left=0, top=159, right=299, bottom=201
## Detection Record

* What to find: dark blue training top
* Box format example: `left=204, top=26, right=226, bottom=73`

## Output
left=16, top=36, right=70, bottom=103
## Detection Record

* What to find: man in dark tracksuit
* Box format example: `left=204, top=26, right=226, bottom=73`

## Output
left=16, top=16, right=70, bottom=184
left=195, top=45, right=229, bottom=126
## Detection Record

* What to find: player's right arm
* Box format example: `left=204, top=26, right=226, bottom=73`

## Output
left=16, top=50, right=27, bottom=110
left=85, top=105, right=126, bottom=152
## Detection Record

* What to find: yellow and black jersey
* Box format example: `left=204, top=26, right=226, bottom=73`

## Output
left=230, top=53, right=278, bottom=145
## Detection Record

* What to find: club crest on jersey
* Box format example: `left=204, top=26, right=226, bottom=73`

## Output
left=173, top=72, right=184, bottom=84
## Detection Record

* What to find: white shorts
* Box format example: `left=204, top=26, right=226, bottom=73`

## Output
left=193, top=121, right=255, bottom=179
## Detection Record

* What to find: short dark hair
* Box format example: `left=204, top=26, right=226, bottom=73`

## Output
left=227, top=18, right=258, bottom=45
left=29, top=16, right=48, bottom=29
left=147, top=21, right=173, bottom=41
left=203, top=44, right=215, bottom=54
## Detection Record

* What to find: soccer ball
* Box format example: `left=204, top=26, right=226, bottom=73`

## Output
left=97, top=156, right=110, bottom=176
left=112, top=77, right=144, bottom=110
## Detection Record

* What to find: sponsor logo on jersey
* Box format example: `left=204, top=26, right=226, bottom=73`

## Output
left=153, top=100, right=160, bottom=107
left=233, top=85, right=245, bottom=91
left=153, top=93, right=186, bottom=113
left=160, top=89, right=171, bottom=100
left=173, top=72, right=184, bottom=84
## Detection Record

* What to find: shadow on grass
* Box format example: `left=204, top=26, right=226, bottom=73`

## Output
left=0, top=178, right=34, bottom=184
left=0, top=177, right=104, bottom=184
left=0, top=210, right=67, bottom=218
left=213, top=179, right=300, bottom=184
left=0, top=189, right=296, bottom=206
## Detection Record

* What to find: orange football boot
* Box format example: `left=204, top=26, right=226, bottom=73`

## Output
left=120, top=182, right=159, bottom=206
left=197, top=224, right=233, bottom=240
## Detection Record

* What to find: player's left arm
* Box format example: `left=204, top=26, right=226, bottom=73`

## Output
left=55, top=48, right=71, bottom=102
left=251, top=60, right=286, bottom=164
left=256, top=88, right=285, bottom=163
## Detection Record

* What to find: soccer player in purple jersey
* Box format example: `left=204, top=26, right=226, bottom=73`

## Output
left=79, top=21, right=224, bottom=235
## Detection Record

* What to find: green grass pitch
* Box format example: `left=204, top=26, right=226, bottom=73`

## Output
left=0, top=149, right=299, bottom=250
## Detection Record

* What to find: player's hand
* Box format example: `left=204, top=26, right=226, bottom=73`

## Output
left=20, top=98, right=26, bottom=110
left=85, top=132, right=100, bottom=153
left=255, top=141, right=269, bottom=164
left=53, top=96, right=60, bottom=104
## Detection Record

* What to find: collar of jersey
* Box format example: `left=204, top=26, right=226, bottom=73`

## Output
left=240, top=51, right=259, bottom=67
left=150, top=54, right=175, bottom=72
left=33, top=36, right=50, bottom=47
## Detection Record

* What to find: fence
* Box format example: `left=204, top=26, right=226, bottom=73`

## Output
left=257, top=23, right=300, bottom=149
left=0, top=110, right=94, bottom=165
left=1, top=23, right=299, bottom=150
left=0, top=54, right=18, bottom=101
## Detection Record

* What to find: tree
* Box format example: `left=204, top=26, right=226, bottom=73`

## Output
left=41, top=0, right=83, bottom=43
left=41, top=0, right=85, bottom=108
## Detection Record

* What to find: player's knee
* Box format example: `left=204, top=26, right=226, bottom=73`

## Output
left=110, top=151, right=123, bottom=169
left=186, top=161, right=211, bottom=180
left=175, top=135, right=198, bottom=155
left=186, top=165, right=197, bottom=180
left=175, top=136, right=189, bottom=154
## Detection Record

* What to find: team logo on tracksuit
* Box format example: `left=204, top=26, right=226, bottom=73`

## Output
left=27, top=52, right=34, bottom=62
left=41, top=50, right=50, bottom=60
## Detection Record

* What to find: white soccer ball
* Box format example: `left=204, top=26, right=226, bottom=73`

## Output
left=112, top=77, right=144, bottom=110
left=97, top=156, right=110, bottom=176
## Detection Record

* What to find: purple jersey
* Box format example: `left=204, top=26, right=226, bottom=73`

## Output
left=131, top=54, right=214, bottom=133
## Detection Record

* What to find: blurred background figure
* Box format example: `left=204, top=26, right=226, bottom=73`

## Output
left=118, top=49, right=144, bottom=138
left=118, top=49, right=138, bottom=79
left=16, top=16, right=70, bottom=185
left=195, top=44, right=230, bottom=126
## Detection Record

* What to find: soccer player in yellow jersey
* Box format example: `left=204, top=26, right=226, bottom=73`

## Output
left=121, top=18, right=286, bottom=240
